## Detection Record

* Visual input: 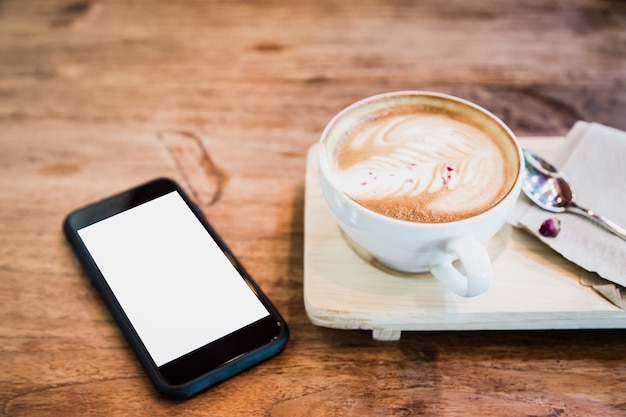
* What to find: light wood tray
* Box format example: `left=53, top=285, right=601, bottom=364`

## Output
left=304, top=137, right=625, bottom=341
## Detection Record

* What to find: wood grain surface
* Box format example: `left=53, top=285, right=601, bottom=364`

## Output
left=1, top=1, right=625, bottom=416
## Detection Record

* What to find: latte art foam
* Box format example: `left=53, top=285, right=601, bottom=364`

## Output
left=335, top=112, right=515, bottom=223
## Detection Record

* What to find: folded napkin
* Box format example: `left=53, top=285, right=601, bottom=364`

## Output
left=509, top=122, right=626, bottom=307
left=580, top=270, right=626, bottom=309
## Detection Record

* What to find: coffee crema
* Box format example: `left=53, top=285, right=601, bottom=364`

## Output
left=334, top=109, right=518, bottom=223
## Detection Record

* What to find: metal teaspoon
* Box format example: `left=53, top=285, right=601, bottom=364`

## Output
left=521, top=148, right=626, bottom=241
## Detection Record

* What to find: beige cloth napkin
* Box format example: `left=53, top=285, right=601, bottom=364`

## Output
left=509, top=121, right=626, bottom=307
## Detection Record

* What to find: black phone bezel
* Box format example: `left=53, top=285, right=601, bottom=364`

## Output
left=63, top=178, right=289, bottom=399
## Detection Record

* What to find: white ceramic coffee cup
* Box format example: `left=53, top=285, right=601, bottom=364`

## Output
left=318, top=91, right=523, bottom=297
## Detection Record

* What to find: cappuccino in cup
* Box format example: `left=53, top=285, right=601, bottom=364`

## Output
left=334, top=109, right=519, bottom=223
left=318, top=92, right=523, bottom=297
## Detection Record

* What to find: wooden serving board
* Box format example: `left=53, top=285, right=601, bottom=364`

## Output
left=303, top=137, right=626, bottom=341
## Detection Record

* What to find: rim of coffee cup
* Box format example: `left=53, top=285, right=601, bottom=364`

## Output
left=318, top=90, right=524, bottom=227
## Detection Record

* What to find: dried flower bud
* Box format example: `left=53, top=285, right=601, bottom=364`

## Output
left=539, top=218, right=561, bottom=238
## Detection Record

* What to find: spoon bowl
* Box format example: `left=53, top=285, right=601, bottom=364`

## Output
left=522, top=149, right=574, bottom=212
left=521, top=148, right=626, bottom=240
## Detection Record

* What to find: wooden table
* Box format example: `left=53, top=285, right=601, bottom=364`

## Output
left=1, top=1, right=625, bottom=415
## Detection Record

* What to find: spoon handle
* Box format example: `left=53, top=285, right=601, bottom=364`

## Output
left=569, top=203, right=626, bottom=241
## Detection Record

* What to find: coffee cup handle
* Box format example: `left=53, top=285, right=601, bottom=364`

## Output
left=430, top=237, right=492, bottom=297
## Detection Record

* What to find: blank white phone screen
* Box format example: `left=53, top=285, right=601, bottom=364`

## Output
left=78, top=191, right=270, bottom=367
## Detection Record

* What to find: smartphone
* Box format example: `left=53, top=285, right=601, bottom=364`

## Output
left=63, top=178, right=289, bottom=399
